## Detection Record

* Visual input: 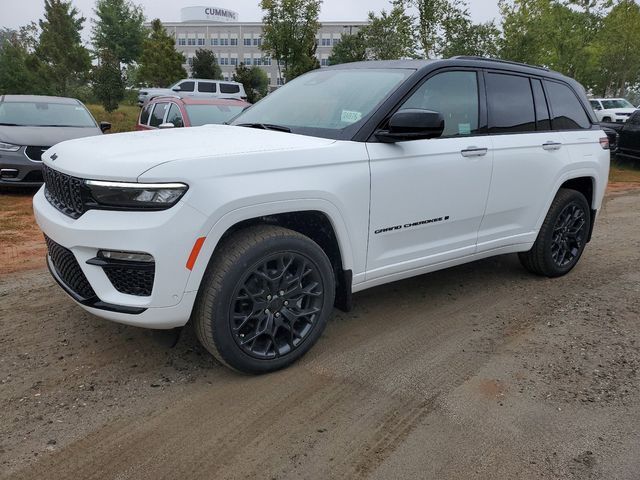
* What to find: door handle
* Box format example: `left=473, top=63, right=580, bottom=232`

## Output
left=542, top=141, right=562, bottom=151
left=461, top=147, right=488, bottom=157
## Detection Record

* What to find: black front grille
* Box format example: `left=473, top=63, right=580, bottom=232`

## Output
left=25, top=146, right=50, bottom=161
left=42, top=164, right=85, bottom=218
left=45, top=236, right=96, bottom=300
left=103, top=266, right=155, bottom=296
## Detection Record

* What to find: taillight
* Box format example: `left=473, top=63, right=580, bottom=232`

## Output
left=599, top=137, right=609, bottom=150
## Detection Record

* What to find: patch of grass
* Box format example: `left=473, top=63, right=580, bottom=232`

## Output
left=610, top=157, right=640, bottom=183
left=86, top=104, right=140, bottom=133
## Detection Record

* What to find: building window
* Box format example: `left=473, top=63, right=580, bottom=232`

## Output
left=263, top=57, right=272, bottom=66
left=321, top=58, right=329, bottom=67
left=220, top=38, right=229, bottom=46
left=321, top=38, right=331, bottom=46
left=254, top=57, right=262, bottom=66
left=221, top=57, right=230, bottom=66
left=230, top=38, right=237, bottom=46
left=253, top=37, right=262, bottom=46
left=332, top=38, right=340, bottom=46
left=277, top=77, right=285, bottom=86
left=211, top=38, right=219, bottom=46
left=230, top=57, right=237, bottom=66
left=178, top=38, right=186, bottom=46
left=244, top=38, right=252, bottom=46
left=187, top=38, right=196, bottom=46
left=197, top=38, right=205, bottom=46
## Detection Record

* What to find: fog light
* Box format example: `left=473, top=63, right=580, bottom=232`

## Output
left=98, top=250, right=154, bottom=263
left=1, top=168, right=19, bottom=179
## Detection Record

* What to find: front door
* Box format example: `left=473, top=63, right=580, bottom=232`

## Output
left=366, top=69, right=493, bottom=282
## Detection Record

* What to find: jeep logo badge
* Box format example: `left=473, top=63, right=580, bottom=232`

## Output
left=50, top=153, right=58, bottom=161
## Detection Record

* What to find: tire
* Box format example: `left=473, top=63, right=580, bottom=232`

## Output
left=602, top=116, right=611, bottom=122
left=518, top=188, right=591, bottom=278
left=193, top=225, right=335, bottom=374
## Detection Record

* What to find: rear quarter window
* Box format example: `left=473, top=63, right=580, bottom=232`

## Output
left=545, top=81, right=591, bottom=130
left=486, top=73, right=536, bottom=133
left=220, top=83, right=241, bottom=94
left=149, top=103, right=169, bottom=127
left=139, top=104, right=152, bottom=125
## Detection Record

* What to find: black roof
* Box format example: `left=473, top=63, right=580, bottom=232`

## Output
left=328, top=56, right=571, bottom=83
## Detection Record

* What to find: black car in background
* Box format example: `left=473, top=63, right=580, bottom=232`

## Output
left=600, top=110, right=640, bottom=162
left=0, top=95, right=110, bottom=187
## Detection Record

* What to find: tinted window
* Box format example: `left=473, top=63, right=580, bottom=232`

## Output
left=545, top=81, right=591, bottom=130
left=532, top=79, right=551, bottom=131
left=139, top=104, right=152, bottom=125
left=601, top=99, right=634, bottom=109
left=0, top=101, right=96, bottom=127
left=198, top=82, right=216, bottom=93
left=590, top=100, right=602, bottom=111
left=149, top=103, right=169, bottom=127
left=400, top=70, right=479, bottom=137
left=177, top=81, right=195, bottom=92
left=486, top=73, right=535, bottom=133
left=165, top=103, right=184, bottom=127
left=629, top=111, right=640, bottom=126
left=220, top=83, right=241, bottom=94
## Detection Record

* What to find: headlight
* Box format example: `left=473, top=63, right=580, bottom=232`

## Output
left=84, top=180, right=188, bottom=210
left=0, top=141, right=20, bottom=152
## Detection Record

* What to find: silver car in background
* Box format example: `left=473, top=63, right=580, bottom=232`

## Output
left=137, top=79, right=247, bottom=106
left=0, top=95, right=109, bottom=187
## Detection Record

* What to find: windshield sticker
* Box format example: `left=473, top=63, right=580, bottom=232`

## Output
left=341, top=110, right=362, bottom=123
left=458, top=123, right=471, bottom=135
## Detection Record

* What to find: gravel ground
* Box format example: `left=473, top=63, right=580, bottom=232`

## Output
left=1, top=188, right=639, bottom=480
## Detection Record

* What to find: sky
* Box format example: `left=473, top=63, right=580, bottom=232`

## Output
left=0, top=0, right=502, bottom=33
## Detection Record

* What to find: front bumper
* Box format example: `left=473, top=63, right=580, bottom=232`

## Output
left=33, top=187, right=208, bottom=329
left=0, top=148, right=44, bottom=186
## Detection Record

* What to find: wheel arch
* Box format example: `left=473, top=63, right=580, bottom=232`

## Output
left=185, top=200, right=355, bottom=311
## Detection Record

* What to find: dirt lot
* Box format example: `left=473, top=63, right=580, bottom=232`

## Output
left=1, top=187, right=639, bottom=479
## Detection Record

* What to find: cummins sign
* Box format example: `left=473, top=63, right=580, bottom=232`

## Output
left=181, top=6, right=239, bottom=23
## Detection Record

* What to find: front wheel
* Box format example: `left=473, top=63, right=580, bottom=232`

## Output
left=519, top=188, right=591, bottom=277
left=193, top=225, right=335, bottom=374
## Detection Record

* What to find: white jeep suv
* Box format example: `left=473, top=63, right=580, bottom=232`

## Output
left=34, top=57, right=610, bottom=373
left=589, top=98, right=637, bottom=123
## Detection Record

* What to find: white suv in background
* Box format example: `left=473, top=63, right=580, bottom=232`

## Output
left=35, top=57, right=610, bottom=374
left=589, top=98, right=637, bottom=123
left=137, top=79, right=247, bottom=106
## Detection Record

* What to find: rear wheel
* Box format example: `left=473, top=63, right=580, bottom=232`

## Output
left=193, top=225, right=335, bottom=374
left=519, top=188, right=591, bottom=277
left=602, top=116, right=611, bottom=122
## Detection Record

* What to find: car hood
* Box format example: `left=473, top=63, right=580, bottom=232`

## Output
left=0, top=125, right=102, bottom=147
left=42, top=125, right=336, bottom=181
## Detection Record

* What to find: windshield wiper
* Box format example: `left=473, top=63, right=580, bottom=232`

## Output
left=0, top=122, right=20, bottom=126
left=237, top=123, right=291, bottom=133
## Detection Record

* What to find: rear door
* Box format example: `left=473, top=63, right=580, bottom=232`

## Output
left=477, top=72, right=568, bottom=251
left=366, top=69, right=493, bottom=281
left=196, top=81, right=217, bottom=99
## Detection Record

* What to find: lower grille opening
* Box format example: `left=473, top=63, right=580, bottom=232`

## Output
left=45, top=236, right=96, bottom=300
left=103, top=266, right=155, bottom=297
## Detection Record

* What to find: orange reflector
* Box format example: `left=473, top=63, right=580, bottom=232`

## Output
left=186, top=237, right=206, bottom=271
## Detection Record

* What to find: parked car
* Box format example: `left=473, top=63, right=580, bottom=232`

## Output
left=137, top=79, right=247, bottom=106
left=34, top=57, right=609, bottom=374
left=136, top=96, right=250, bottom=130
left=604, top=110, right=640, bottom=162
left=0, top=95, right=109, bottom=187
left=589, top=98, right=636, bottom=123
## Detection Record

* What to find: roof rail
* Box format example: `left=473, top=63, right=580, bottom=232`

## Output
left=451, top=56, right=550, bottom=72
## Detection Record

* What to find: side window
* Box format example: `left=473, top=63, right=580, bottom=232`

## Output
left=178, top=81, right=195, bottom=92
left=531, top=79, right=551, bottom=131
left=198, top=82, right=216, bottom=93
left=220, top=83, right=241, bottom=94
left=139, top=104, right=152, bottom=125
left=544, top=81, right=591, bottom=130
left=590, top=100, right=602, bottom=111
left=149, top=102, right=169, bottom=127
left=165, top=103, right=184, bottom=127
left=486, top=73, right=535, bottom=133
left=399, top=70, right=479, bottom=137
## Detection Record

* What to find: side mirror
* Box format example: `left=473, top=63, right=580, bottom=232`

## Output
left=99, top=121, right=112, bottom=133
left=375, top=109, right=444, bottom=143
left=172, top=86, right=182, bottom=92
left=158, top=122, right=175, bottom=129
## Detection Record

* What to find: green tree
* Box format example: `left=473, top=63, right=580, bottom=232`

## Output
left=327, top=32, right=367, bottom=65
left=0, top=27, right=47, bottom=94
left=137, top=19, right=187, bottom=87
left=409, top=0, right=452, bottom=58
left=260, top=0, right=322, bottom=82
left=233, top=63, right=269, bottom=103
left=92, top=0, right=145, bottom=66
left=36, top=0, right=91, bottom=96
left=191, top=49, right=223, bottom=79
left=593, top=0, right=640, bottom=96
left=362, top=1, right=417, bottom=60
left=92, top=49, right=125, bottom=112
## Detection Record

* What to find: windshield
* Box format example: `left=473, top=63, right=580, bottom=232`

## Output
left=231, top=68, right=413, bottom=139
left=185, top=104, right=246, bottom=126
left=601, top=99, right=634, bottom=109
left=0, top=101, right=97, bottom=127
